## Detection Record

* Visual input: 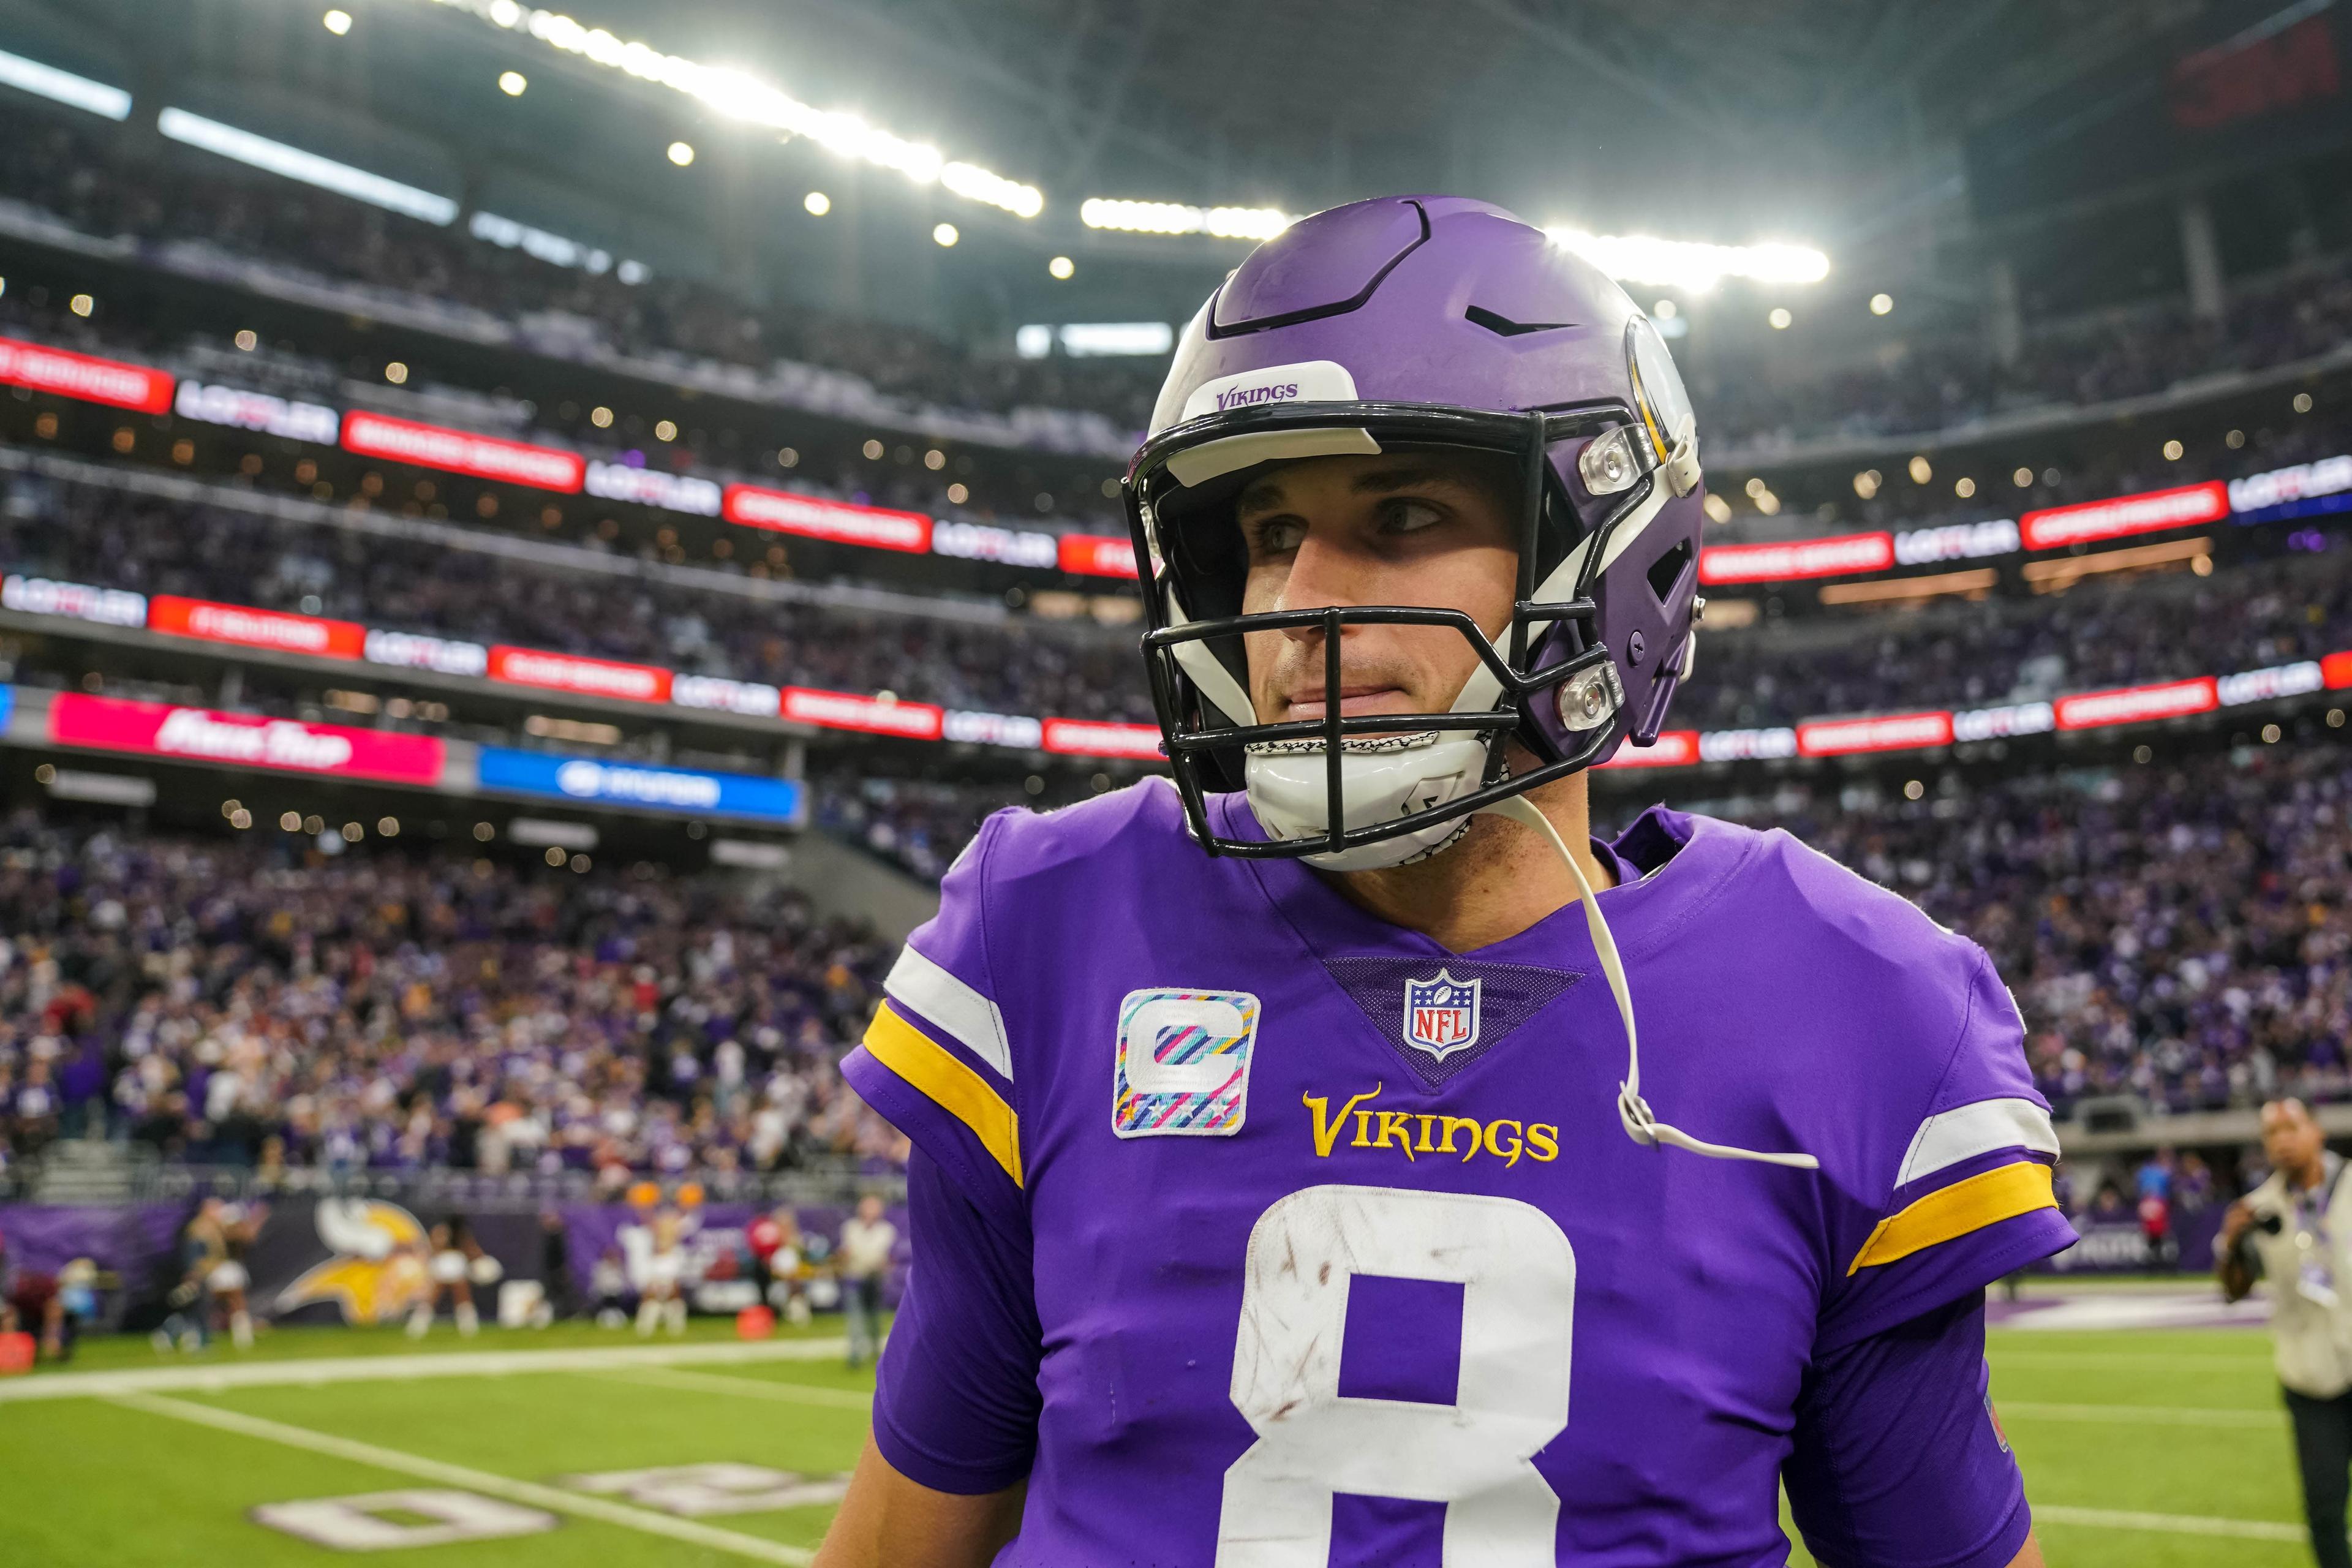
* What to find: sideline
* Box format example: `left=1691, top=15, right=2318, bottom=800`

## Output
left=0, top=1336, right=850, bottom=1403
left=108, top=1392, right=816, bottom=1564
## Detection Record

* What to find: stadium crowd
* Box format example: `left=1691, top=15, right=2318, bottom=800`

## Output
left=10, top=469, right=2352, bottom=739
left=0, top=816, right=908, bottom=1183
left=1742, top=744, right=2352, bottom=1120
left=6, top=96, right=2351, bottom=454
left=1698, top=253, right=2352, bottom=450
left=1689, top=543, right=2352, bottom=729
left=0, top=473, right=1148, bottom=723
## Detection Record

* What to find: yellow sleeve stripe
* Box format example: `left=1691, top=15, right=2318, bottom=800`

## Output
left=1847, top=1159, right=2057, bottom=1275
left=862, top=1001, right=1022, bottom=1188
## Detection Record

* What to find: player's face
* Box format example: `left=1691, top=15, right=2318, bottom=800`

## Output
left=1235, top=451, right=1518, bottom=728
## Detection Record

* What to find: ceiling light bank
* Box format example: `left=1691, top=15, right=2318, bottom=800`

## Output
left=1079, top=200, right=1294, bottom=240
left=1544, top=228, right=1830, bottom=292
left=415, top=0, right=1043, bottom=217
left=1076, top=198, right=1829, bottom=292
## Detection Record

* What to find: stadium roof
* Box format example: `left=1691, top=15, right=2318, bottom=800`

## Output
left=1, top=0, right=2334, bottom=337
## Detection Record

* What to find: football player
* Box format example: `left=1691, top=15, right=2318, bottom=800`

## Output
left=815, top=197, right=2070, bottom=1568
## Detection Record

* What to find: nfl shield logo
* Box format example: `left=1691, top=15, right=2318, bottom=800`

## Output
left=1402, top=970, right=1482, bottom=1060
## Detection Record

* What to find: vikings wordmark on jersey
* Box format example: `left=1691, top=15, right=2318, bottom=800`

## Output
left=842, top=781, right=2073, bottom=1566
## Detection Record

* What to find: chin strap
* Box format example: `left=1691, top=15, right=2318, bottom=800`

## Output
left=1480, top=795, right=1820, bottom=1171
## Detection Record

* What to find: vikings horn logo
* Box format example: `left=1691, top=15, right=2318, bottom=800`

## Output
left=274, top=1199, right=431, bottom=1325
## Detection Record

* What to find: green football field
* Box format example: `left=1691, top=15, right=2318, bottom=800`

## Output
left=0, top=1311, right=2315, bottom=1566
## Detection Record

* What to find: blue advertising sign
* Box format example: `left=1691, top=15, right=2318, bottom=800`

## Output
left=476, top=746, right=803, bottom=824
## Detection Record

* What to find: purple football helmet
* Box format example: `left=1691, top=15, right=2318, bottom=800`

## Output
left=1124, top=194, right=1708, bottom=868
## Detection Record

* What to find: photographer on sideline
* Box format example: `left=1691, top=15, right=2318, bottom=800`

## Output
left=2222, top=1098, right=2352, bottom=1568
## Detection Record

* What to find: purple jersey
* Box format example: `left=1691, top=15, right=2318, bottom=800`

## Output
left=843, top=783, right=2073, bottom=1566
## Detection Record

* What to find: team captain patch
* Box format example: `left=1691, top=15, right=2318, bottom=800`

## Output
left=1113, top=988, right=1261, bottom=1138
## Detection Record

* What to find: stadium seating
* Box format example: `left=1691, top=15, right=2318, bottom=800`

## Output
left=9, top=462, right=2349, bottom=742
left=0, top=815, right=906, bottom=1185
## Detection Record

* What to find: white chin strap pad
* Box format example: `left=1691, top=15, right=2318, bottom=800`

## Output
left=1479, top=795, right=1819, bottom=1170
left=1245, top=737, right=1485, bottom=872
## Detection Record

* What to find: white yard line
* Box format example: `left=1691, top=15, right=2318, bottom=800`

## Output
left=2035, top=1504, right=2306, bottom=1542
left=1, top=1336, right=848, bottom=1403
left=108, top=1392, right=816, bottom=1565
left=1999, top=1400, right=2282, bottom=1428
left=595, top=1364, right=875, bottom=1410
left=1991, top=1350, right=2274, bottom=1369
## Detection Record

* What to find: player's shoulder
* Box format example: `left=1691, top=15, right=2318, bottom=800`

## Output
left=1638, top=805, right=1987, bottom=993
left=958, top=775, right=1200, bottom=894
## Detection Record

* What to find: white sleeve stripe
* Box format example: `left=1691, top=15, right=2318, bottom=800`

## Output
left=884, top=942, right=1012, bottom=1082
left=1895, top=1097, right=2059, bottom=1187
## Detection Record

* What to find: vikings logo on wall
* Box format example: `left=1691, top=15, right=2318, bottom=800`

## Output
left=1402, top=970, right=1483, bottom=1060
left=272, top=1199, right=432, bottom=1325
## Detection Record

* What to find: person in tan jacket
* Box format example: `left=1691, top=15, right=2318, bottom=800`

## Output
left=2222, top=1098, right=2352, bottom=1568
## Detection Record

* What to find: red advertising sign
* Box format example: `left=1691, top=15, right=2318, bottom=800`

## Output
left=1042, top=719, right=1163, bottom=759
left=1698, top=532, right=1894, bottom=585
left=779, top=686, right=944, bottom=739
left=0, top=335, right=173, bottom=413
left=1796, top=710, right=1956, bottom=757
left=341, top=412, right=586, bottom=492
left=149, top=595, right=365, bottom=660
left=1058, top=533, right=1140, bottom=579
left=48, top=695, right=446, bottom=783
left=2053, top=677, right=2218, bottom=731
left=488, top=646, right=672, bottom=703
left=2020, top=481, right=2230, bottom=550
left=722, top=485, right=932, bottom=552
left=1596, top=729, right=1701, bottom=768
left=2326, top=650, right=2352, bottom=690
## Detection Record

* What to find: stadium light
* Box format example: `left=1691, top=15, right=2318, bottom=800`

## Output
left=0, top=46, right=133, bottom=119
left=1869, top=292, right=1893, bottom=315
left=323, top=8, right=353, bottom=34
left=803, top=190, right=830, bottom=216
left=933, top=222, right=959, bottom=247
left=499, top=70, right=527, bottom=95
left=1545, top=227, right=1830, bottom=292
left=156, top=108, right=459, bottom=225
left=469, top=209, right=630, bottom=276
left=667, top=140, right=694, bottom=166
left=1074, top=196, right=1832, bottom=295
left=1080, top=199, right=1292, bottom=239
left=407, top=0, right=1044, bottom=218
left=1048, top=255, right=1074, bottom=280
left=1017, top=322, right=1175, bottom=359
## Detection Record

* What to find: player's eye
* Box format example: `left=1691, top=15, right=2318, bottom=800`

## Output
left=1379, top=499, right=1447, bottom=536
left=1246, top=516, right=1306, bottom=557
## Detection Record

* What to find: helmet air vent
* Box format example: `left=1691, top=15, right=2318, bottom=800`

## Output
left=1464, top=304, right=1573, bottom=337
